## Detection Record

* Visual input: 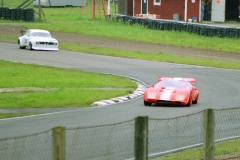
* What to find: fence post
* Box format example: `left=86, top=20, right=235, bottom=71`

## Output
left=135, top=116, right=148, bottom=160
left=38, top=0, right=41, bottom=19
left=52, top=126, right=66, bottom=160
left=204, top=109, right=215, bottom=160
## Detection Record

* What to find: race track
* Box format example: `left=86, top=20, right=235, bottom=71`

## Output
left=0, top=42, right=240, bottom=140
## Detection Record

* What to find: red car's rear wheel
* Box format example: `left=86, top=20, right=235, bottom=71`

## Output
left=186, top=95, right=192, bottom=107
left=193, top=94, right=199, bottom=104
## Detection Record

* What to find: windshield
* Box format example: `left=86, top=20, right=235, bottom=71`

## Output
left=155, top=80, right=191, bottom=88
left=31, top=32, right=51, bottom=37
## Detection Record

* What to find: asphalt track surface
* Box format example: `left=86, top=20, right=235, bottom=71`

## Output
left=1, top=43, right=240, bottom=158
left=1, top=42, right=240, bottom=137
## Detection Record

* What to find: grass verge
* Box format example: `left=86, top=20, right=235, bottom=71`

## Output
left=0, top=60, right=137, bottom=108
left=60, top=43, right=240, bottom=70
left=151, top=138, right=240, bottom=160
left=0, top=113, right=42, bottom=119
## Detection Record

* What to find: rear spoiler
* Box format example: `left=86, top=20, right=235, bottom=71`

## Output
left=158, top=77, right=196, bottom=82
left=158, top=76, right=197, bottom=86
left=20, top=30, right=26, bottom=36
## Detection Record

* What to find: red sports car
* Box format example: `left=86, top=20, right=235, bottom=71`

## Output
left=144, top=77, right=199, bottom=106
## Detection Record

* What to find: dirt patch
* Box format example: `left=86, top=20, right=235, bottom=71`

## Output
left=0, top=87, right=136, bottom=93
left=0, top=87, right=55, bottom=93
left=0, top=24, right=240, bottom=62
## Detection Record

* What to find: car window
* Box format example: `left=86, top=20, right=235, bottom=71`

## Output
left=155, top=80, right=190, bottom=88
left=24, top=30, right=30, bottom=36
left=31, top=32, right=51, bottom=37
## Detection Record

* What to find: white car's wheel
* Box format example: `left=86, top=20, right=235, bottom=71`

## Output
left=18, top=40, right=26, bottom=49
left=29, top=42, right=33, bottom=50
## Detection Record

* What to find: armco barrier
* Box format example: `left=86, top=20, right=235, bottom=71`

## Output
left=114, top=14, right=240, bottom=39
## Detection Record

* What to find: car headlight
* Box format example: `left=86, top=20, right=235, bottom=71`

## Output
left=147, top=92, right=156, bottom=99
left=176, top=94, right=185, bottom=101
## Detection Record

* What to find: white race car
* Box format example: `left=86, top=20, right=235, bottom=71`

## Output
left=18, top=29, right=58, bottom=51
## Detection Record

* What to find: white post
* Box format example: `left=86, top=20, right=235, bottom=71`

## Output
left=184, top=0, right=188, bottom=22
left=107, top=0, right=110, bottom=15
left=133, top=0, right=135, bottom=16
left=199, top=0, right=201, bottom=21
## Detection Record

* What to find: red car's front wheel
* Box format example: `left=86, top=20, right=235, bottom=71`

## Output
left=144, top=100, right=152, bottom=106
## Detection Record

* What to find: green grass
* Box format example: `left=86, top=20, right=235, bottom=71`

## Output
left=60, top=43, right=240, bottom=70
left=0, top=60, right=136, bottom=108
left=151, top=138, right=240, bottom=160
left=0, top=34, right=16, bottom=40
left=0, top=89, right=132, bottom=108
left=0, top=61, right=135, bottom=88
left=0, top=112, right=42, bottom=119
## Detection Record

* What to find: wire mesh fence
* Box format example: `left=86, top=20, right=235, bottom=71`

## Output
left=214, top=108, right=240, bottom=160
left=0, top=129, right=52, bottom=160
left=148, top=111, right=204, bottom=159
left=1, top=107, right=240, bottom=160
left=66, top=119, right=135, bottom=160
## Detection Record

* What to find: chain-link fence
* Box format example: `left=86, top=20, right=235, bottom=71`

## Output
left=0, top=129, right=52, bottom=160
left=148, top=111, right=204, bottom=159
left=66, top=119, right=135, bottom=160
left=214, top=108, right=240, bottom=160
left=1, top=107, right=240, bottom=160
